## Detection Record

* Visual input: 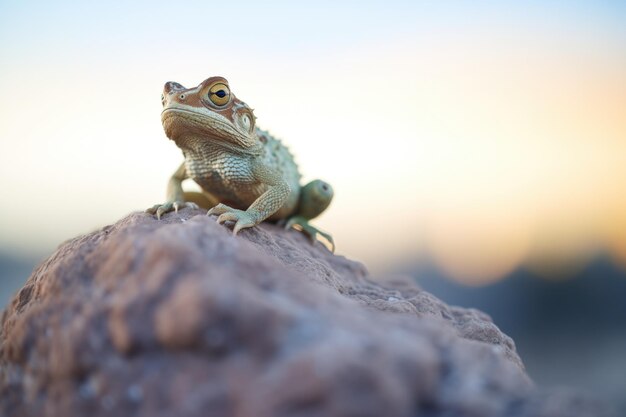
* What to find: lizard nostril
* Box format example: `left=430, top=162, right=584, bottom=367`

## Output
left=322, top=184, right=329, bottom=191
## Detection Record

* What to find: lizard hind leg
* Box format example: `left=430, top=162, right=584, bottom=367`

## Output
left=285, top=180, right=335, bottom=252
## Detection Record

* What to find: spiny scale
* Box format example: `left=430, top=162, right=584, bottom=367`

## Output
left=257, top=128, right=302, bottom=185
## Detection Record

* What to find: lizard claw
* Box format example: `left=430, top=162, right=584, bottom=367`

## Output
left=216, top=212, right=240, bottom=225
left=283, top=217, right=297, bottom=230
left=173, top=201, right=199, bottom=212
left=230, top=212, right=257, bottom=235
left=207, top=203, right=230, bottom=217
left=156, top=204, right=172, bottom=220
left=284, top=215, right=335, bottom=252
left=318, top=231, right=335, bottom=253
left=208, top=204, right=257, bottom=234
left=146, top=203, right=162, bottom=215
left=146, top=201, right=199, bottom=219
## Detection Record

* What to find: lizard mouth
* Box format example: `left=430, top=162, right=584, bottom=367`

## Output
left=161, top=107, right=213, bottom=125
left=161, top=107, right=258, bottom=151
left=161, top=107, right=201, bottom=117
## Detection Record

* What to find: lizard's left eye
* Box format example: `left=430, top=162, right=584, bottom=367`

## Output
left=208, top=83, right=230, bottom=106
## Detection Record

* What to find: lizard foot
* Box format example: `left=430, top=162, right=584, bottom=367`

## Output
left=284, top=216, right=335, bottom=253
left=146, top=201, right=199, bottom=220
left=207, top=203, right=257, bottom=235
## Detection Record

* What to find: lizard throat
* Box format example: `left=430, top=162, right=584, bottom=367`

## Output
left=161, top=108, right=260, bottom=154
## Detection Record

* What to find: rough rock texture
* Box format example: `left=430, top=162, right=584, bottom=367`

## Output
left=0, top=209, right=611, bottom=417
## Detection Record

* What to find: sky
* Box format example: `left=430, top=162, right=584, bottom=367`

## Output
left=1, top=1, right=625, bottom=282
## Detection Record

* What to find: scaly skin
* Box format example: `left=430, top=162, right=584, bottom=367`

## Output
left=146, top=76, right=334, bottom=250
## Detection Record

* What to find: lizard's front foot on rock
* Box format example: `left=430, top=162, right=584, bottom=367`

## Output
left=146, top=201, right=199, bottom=220
left=207, top=204, right=258, bottom=235
left=285, top=216, right=335, bottom=253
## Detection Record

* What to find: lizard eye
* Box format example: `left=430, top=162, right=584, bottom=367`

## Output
left=207, top=83, right=230, bottom=106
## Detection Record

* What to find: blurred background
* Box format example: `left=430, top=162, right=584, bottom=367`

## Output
left=1, top=0, right=625, bottom=409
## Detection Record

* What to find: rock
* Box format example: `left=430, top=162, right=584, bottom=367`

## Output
left=0, top=209, right=612, bottom=417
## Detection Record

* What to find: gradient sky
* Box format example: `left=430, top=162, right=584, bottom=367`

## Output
left=1, top=1, right=625, bottom=281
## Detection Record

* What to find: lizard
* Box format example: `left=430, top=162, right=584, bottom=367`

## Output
left=146, top=76, right=334, bottom=250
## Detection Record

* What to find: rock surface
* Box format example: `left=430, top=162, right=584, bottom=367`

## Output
left=0, top=209, right=611, bottom=417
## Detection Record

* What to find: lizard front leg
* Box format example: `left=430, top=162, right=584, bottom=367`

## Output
left=146, top=162, right=199, bottom=219
left=208, top=161, right=291, bottom=234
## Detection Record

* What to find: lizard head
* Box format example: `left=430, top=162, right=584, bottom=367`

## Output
left=160, top=76, right=259, bottom=152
